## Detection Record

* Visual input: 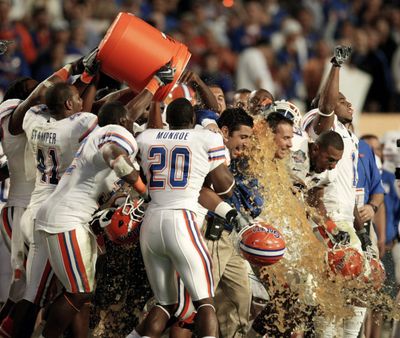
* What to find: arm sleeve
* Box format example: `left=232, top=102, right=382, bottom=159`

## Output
left=206, top=132, right=226, bottom=171
left=77, top=113, right=98, bottom=143
left=98, top=125, right=138, bottom=157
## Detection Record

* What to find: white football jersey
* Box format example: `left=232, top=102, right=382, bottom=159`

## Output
left=301, top=109, right=358, bottom=222
left=290, top=133, right=333, bottom=191
left=137, top=128, right=226, bottom=213
left=23, top=108, right=98, bottom=212
left=0, top=99, right=35, bottom=208
left=35, top=124, right=137, bottom=233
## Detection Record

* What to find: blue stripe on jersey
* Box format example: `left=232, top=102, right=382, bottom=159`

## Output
left=98, top=133, right=135, bottom=155
left=207, top=146, right=225, bottom=154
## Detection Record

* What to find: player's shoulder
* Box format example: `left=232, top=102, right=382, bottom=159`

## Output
left=95, top=124, right=136, bottom=154
left=136, top=128, right=164, bottom=144
left=99, top=124, right=135, bottom=143
left=68, top=111, right=97, bottom=123
left=199, top=129, right=224, bottom=145
left=0, top=98, right=22, bottom=111
left=25, top=103, right=48, bottom=117
left=23, top=104, right=48, bottom=127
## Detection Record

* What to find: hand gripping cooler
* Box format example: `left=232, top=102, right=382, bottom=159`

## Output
left=97, top=12, right=191, bottom=101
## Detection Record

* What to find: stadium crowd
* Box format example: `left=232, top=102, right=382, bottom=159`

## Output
left=0, top=1, right=399, bottom=338
left=2, top=0, right=400, bottom=111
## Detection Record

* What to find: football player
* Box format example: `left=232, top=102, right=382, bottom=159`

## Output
left=0, top=58, right=86, bottom=332
left=301, top=45, right=368, bottom=338
left=131, top=97, right=235, bottom=338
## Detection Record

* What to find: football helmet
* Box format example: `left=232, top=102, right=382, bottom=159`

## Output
left=105, top=195, right=145, bottom=245
left=164, top=83, right=196, bottom=106
left=326, top=246, right=363, bottom=279
left=273, top=100, right=302, bottom=128
left=238, top=222, right=286, bottom=266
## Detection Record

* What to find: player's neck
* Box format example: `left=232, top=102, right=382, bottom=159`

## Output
left=170, top=125, right=190, bottom=130
left=51, top=111, right=69, bottom=121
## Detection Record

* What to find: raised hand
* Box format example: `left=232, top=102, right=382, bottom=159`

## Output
left=154, top=61, right=176, bottom=86
left=331, top=45, right=352, bottom=67
left=0, top=40, right=13, bottom=55
left=82, top=47, right=101, bottom=76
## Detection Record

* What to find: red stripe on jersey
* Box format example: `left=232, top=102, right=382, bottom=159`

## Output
left=78, top=118, right=98, bottom=143
left=34, top=260, right=52, bottom=305
left=69, top=230, right=91, bottom=292
left=182, top=211, right=212, bottom=297
left=57, top=233, right=78, bottom=293
left=208, top=146, right=225, bottom=153
left=2, top=207, right=12, bottom=240
left=103, top=132, right=135, bottom=153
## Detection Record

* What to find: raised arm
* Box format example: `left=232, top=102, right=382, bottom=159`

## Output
left=8, top=62, right=78, bottom=135
left=125, top=62, right=176, bottom=126
left=312, top=46, right=352, bottom=135
left=9, top=50, right=96, bottom=135
left=179, top=70, right=219, bottom=112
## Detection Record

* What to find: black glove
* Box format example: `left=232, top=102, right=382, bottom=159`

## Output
left=82, top=47, right=101, bottom=76
left=154, top=61, right=176, bottom=86
left=0, top=40, right=13, bottom=55
left=70, top=56, right=85, bottom=75
left=225, top=209, right=250, bottom=232
left=356, top=228, right=372, bottom=251
left=332, top=230, right=350, bottom=245
left=89, top=208, right=116, bottom=235
left=331, top=45, right=352, bottom=67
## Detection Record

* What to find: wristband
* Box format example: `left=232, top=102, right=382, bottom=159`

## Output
left=80, top=70, right=94, bottom=84
left=317, top=109, right=334, bottom=117
left=111, top=155, right=134, bottom=178
left=216, top=180, right=235, bottom=196
left=133, top=177, right=146, bottom=195
left=54, top=64, right=72, bottom=81
left=215, top=201, right=234, bottom=219
left=145, top=77, right=161, bottom=95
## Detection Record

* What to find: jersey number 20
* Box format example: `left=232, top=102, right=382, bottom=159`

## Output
left=148, top=146, right=191, bottom=189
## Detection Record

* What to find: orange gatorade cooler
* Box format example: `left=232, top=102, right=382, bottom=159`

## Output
left=97, top=12, right=191, bottom=101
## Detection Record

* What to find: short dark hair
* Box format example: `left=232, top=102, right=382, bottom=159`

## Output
left=98, top=101, right=127, bottom=127
left=266, top=112, right=294, bottom=133
left=234, top=88, right=251, bottom=95
left=360, top=134, right=379, bottom=142
left=45, top=82, right=73, bottom=113
left=166, top=98, right=194, bottom=128
left=315, top=130, right=344, bottom=151
left=208, top=83, right=224, bottom=92
left=217, top=108, right=253, bottom=135
left=3, top=77, right=37, bottom=101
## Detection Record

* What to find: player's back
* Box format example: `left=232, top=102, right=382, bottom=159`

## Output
left=35, top=124, right=137, bottom=233
left=0, top=99, right=36, bottom=208
left=23, top=108, right=97, bottom=210
left=137, top=128, right=226, bottom=213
